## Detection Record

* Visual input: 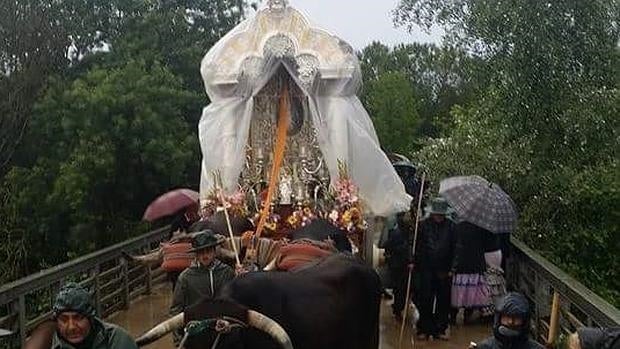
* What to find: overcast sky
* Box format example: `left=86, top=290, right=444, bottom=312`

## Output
left=280, top=0, right=443, bottom=50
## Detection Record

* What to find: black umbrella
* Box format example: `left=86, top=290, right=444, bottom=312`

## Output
left=290, top=218, right=351, bottom=252
left=439, top=175, right=517, bottom=234
left=393, top=161, right=419, bottom=197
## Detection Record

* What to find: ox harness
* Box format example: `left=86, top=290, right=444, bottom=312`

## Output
left=178, top=316, right=247, bottom=349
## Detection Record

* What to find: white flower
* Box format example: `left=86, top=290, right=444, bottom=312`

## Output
left=328, top=210, right=339, bottom=222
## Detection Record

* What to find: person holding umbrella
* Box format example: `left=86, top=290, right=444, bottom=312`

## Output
left=439, top=175, right=518, bottom=324
left=451, top=221, right=494, bottom=322
left=414, top=197, right=456, bottom=340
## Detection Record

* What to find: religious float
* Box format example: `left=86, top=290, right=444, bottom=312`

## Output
left=196, top=0, right=411, bottom=258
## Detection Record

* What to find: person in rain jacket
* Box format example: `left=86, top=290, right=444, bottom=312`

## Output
left=383, top=211, right=413, bottom=320
left=170, top=229, right=235, bottom=342
left=473, top=292, right=544, bottom=349
left=414, top=197, right=456, bottom=340
left=568, top=327, right=620, bottom=349
left=51, top=282, right=138, bottom=349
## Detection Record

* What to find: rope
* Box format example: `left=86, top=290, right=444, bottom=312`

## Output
left=211, top=333, right=222, bottom=349
left=179, top=317, right=247, bottom=349
left=398, top=172, right=426, bottom=349
left=177, top=332, right=189, bottom=349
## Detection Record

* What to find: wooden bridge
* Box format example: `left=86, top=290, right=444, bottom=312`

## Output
left=1, top=227, right=618, bottom=348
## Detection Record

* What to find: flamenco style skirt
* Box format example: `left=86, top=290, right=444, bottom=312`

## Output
left=451, top=273, right=492, bottom=308
left=485, top=267, right=507, bottom=308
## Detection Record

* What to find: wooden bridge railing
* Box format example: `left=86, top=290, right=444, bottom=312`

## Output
left=507, top=237, right=620, bottom=345
left=1, top=230, right=618, bottom=348
left=0, top=227, right=171, bottom=348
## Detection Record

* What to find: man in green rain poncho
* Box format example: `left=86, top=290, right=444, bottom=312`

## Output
left=51, top=282, right=137, bottom=349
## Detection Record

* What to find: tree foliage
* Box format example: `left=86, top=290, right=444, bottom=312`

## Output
left=395, top=0, right=620, bottom=305
left=2, top=60, right=201, bottom=275
left=359, top=42, right=481, bottom=144
left=0, top=0, right=245, bottom=283
left=365, top=71, right=420, bottom=153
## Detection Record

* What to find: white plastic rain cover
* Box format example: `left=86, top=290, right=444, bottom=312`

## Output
left=197, top=2, right=411, bottom=216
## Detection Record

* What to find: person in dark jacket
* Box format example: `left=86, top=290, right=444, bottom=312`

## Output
left=451, top=221, right=494, bottom=323
left=51, top=282, right=138, bottom=349
left=170, top=229, right=235, bottom=343
left=384, top=211, right=413, bottom=320
left=414, top=197, right=456, bottom=340
left=569, top=327, right=620, bottom=349
left=473, top=292, right=544, bottom=349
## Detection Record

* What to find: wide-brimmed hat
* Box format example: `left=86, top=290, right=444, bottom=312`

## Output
left=425, top=197, right=450, bottom=215
left=189, top=229, right=225, bottom=252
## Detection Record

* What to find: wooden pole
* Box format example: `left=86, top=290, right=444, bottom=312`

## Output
left=399, top=172, right=426, bottom=349
left=547, top=290, right=561, bottom=345
left=214, top=171, right=241, bottom=267
left=255, top=81, right=290, bottom=238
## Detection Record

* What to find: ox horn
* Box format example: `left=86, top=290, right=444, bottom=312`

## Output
left=263, top=257, right=278, bottom=271
left=135, top=313, right=184, bottom=347
left=247, top=310, right=293, bottom=349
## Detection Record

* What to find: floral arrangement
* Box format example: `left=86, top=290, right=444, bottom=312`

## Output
left=201, top=188, right=248, bottom=219
left=286, top=205, right=317, bottom=229
left=327, top=161, right=368, bottom=247
left=252, top=211, right=281, bottom=235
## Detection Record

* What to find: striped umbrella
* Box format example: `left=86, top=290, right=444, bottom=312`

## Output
left=439, top=175, right=517, bottom=234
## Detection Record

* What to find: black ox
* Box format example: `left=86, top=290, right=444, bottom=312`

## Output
left=137, top=254, right=381, bottom=349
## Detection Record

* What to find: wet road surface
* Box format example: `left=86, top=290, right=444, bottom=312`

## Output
left=109, top=284, right=490, bottom=349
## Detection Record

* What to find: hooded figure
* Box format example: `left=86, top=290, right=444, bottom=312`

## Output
left=571, top=327, right=620, bottom=349
left=51, top=282, right=137, bottom=349
left=476, top=292, right=544, bottom=349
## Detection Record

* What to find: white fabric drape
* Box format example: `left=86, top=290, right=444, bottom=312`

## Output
left=198, top=6, right=412, bottom=217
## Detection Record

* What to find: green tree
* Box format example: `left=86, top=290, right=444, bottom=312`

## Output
left=0, top=0, right=249, bottom=281
left=1, top=0, right=247, bottom=172
left=0, top=0, right=149, bottom=170
left=0, top=59, right=202, bottom=278
left=396, top=0, right=620, bottom=305
left=365, top=71, right=420, bottom=153
left=359, top=42, right=482, bottom=141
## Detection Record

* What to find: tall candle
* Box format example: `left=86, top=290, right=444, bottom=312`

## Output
left=255, top=146, right=264, bottom=160
left=299, top=145, right=308, bottom=158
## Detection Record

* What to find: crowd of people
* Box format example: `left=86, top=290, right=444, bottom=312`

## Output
left=379, top=196, right=619, bottom=349
left=14, top=201, right=617, bottom=348
left=382, top=196, right=506, bottom=339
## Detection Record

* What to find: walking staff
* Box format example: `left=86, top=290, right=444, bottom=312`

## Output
left=399, top=172, right=426, bottom=349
